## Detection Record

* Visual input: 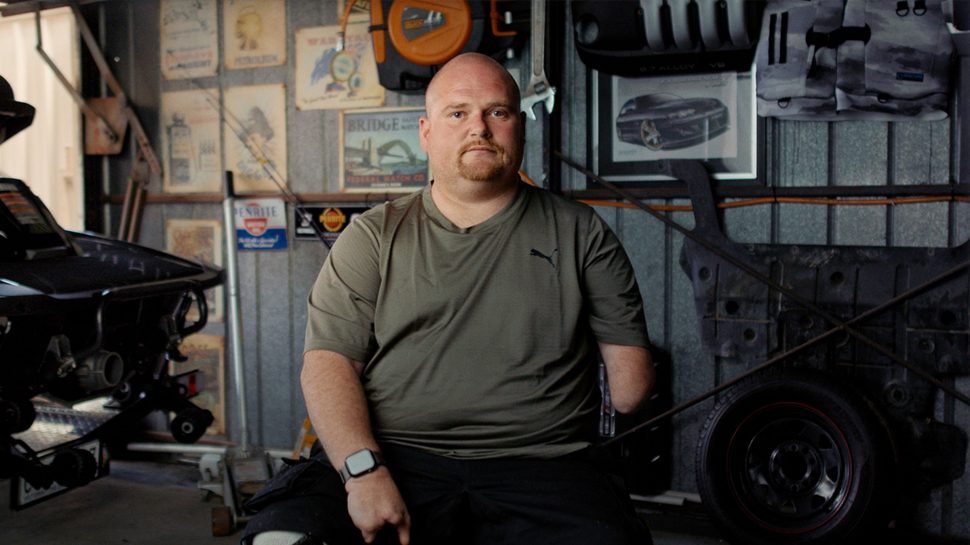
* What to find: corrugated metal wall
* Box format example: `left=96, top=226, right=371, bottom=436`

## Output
left=87, top=0, right=967, bottom=538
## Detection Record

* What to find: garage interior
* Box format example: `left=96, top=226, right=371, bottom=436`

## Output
left=1, top=1, right=968, bottom=544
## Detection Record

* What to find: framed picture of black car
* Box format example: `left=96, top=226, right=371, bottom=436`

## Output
left=590, top=70, right=763, bottom=184
left=616, top=93, right=730, bottom=152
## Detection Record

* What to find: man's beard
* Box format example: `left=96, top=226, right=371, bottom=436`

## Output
left=457, top=140, right=511, bottom=181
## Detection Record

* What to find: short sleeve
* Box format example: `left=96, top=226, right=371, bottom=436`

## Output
left=581, top=212, right=650, bottom=347
left=303, top=208, right=383, bottom=362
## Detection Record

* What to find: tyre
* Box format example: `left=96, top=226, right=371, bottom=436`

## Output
left=695, top=369, right=899, bottom=545
left=0, top=397, right=35, bottom=434
left=51, top=448, right=98, bottom=488
left=170, top=406, right=214, bottom=444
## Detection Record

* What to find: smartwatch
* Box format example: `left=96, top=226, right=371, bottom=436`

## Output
left=339, top=448, right=385, bottom=483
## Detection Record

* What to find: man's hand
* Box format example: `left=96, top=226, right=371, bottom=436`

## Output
left=345, top=467, right=411, bottom=544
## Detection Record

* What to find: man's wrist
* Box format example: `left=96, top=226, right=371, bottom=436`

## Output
left=342, top=464, right=390, bottom=490
left=338, top=448, right=385, bottom=483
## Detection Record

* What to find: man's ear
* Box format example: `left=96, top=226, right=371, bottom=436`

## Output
left=418, top=116, right=430, bottom=152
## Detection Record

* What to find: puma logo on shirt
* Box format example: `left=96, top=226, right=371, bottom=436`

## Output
left=530, top=248, right=558, bottom=270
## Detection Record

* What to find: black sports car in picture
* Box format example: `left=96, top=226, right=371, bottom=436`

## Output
left=615, top=93, right=729, bottom=151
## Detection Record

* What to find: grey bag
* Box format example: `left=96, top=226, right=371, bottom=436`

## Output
left=756, top=0, right=954, bottom=120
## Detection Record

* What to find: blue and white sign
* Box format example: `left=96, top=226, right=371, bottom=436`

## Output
left=234, top=198, right=288, bottom=250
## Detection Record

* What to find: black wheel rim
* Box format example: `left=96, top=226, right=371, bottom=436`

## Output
left=725, top=401, right=853, bottom=534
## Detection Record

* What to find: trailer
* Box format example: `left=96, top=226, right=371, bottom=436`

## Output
left=664, top=160, right=967, bottom=545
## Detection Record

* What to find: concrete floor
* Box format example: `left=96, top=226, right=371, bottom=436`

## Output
left=0, top=456, right=729, bottom=545
left=4, top=454, right=968, bottom=545
left=4, top=401, right=964, bottom=544
left=2, top=401, right=966, bottom=545
left=0, top=459, right=233, bottom=545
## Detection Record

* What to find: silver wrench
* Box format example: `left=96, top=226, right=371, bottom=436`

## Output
left=521, top=0, right=555, bottom=120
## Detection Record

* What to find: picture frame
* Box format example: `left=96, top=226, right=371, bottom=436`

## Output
left=165, top=218, right=223, bottom=322
left=170, top=333, right=226, bottom=436
left=223, top=0, right=287, bottom=70
left=294, top=22, right=385, bottom=111
left=160, top=0, right=218, bottom=80
left=589, top=70, right=764, bottom=186
left=224, top=83, right=288, bottom=193
left=160, top=89, right=222, bottom=193
left=339, top=107, right=430, bottom=192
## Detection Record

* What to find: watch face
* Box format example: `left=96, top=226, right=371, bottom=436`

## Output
left=345, top=449, right=377, bottom=476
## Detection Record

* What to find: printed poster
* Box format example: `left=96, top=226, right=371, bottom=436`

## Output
left=611, top=71, right=738, bottom=161
left=234, top=197, right=288, bottom=250
left=224, top=84, right=287, bottom=193
left=161, top=89, right=222, bottom=193
left=295, top=23, right=384, bottom=111
left=339, top=107, right=429, bottom=192
left=223, top=0, right=287, bottom=70
left=165, top=218, right=224, bottom=322
left=160, top=0, right=218, bottom=80
left=172, top=334, right=226, bottom=435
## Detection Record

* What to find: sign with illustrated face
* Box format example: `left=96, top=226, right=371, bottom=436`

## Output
left=223, top=0, right=286, bottom=70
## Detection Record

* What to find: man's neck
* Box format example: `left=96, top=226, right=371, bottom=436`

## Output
left=430, top=177, right=519, bottom=229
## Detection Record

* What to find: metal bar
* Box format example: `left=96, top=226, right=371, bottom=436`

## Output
left=566, top=183, right=970, bottom=201
left=222, top=172, right=250, bottom=456
left=70, top=2, right=125, bottom=100
left=116, top=177, right=136, bottom=240
left=556, top=153, right=970, bottom=407
left=119, top=150, right=145, bottom=242
left=33, top=6, right=118, bottom=143
left=125, top=442, right=228, bottom=455
left=124, top=106, right=162, bottom=175
left=125, top=183, right=144, bottom=243
left=102, top=191, right=404, bottom=205
left=950, top=23, right=970, bottom=183
left=69, top=3, right=162, bottom=176
left=547, top=0, right=564, bottom=194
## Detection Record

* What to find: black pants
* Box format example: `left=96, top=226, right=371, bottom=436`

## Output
left=242, top=444, right=651, bottom=545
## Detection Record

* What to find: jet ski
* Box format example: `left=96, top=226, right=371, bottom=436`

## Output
left=0, top=76, right=224, bottom=508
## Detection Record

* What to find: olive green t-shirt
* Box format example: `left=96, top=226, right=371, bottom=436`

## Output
left=305, top=182, right=649, bottom=459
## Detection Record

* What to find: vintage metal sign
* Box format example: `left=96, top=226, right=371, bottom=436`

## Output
left=233, top=198, right=287, bottom=250
left=293, top=204, right=370, bottom=246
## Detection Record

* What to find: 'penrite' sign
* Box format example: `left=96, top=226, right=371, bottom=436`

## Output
left=233, top=198, right=288, bottom=250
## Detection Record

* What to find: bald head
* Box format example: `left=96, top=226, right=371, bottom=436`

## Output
left=418, top=52, right=525, bottom=190
left=425, top=53, right=520, bottom=115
